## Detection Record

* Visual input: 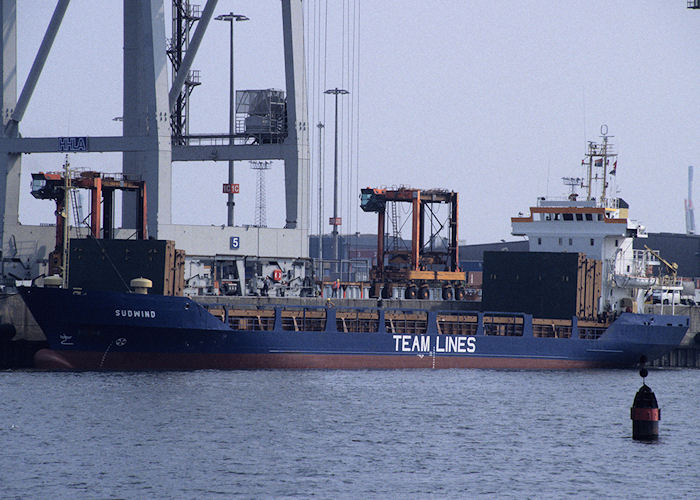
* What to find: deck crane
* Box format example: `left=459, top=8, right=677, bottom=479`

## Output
left=642, top=244, right=685, bottom=306
left=643, top=245, right=678, bottom=285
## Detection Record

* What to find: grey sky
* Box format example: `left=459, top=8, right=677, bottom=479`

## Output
left=16, top=1, right=700, bottom=244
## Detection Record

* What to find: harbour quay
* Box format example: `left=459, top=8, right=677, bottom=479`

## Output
left=649, top=304, right=700, bottom=368
left=651, top=346, right=700, bottom=368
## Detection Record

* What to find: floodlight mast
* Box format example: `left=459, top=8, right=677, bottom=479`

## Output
left=215, top=12, right=249, bottom=226
left=324, top=88, right=349, bottom=270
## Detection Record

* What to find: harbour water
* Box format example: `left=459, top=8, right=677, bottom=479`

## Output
left=2, top=368, right=699, bottom=499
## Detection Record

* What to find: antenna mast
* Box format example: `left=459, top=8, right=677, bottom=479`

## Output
left=61, top=156, right=71, bottom=288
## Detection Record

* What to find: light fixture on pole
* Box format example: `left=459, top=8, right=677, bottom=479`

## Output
left=324, top=88, right=349, bottom=273
left=316, top=121, right=324, bottom=264
left=215, top=12, right=249, bottom=227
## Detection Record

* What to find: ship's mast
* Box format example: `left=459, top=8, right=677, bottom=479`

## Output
left=585, top=142, right=594, bottom=201
left=582, top=124, right=617, bottom=204
left=600, top=131, right=610, bottom=202
left=62, top=156, right=71, bottom=289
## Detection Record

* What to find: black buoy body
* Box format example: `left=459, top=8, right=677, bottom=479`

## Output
left=631, top=383, right=660, bottom=441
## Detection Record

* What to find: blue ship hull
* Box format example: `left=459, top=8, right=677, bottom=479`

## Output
left=19, top=287, right=689, bottom=370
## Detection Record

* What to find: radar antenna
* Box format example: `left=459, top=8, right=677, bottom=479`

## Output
left=562, top=177, right=583, bottom=197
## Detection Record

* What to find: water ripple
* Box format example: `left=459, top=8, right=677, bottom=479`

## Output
left=1, top=369, right=698, bottom=499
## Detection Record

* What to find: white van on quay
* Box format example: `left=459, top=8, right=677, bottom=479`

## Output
left=650, top=287, right=695, bottom=306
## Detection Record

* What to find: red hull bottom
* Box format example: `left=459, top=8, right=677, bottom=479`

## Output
left=34, top=349, right=617, bottom=371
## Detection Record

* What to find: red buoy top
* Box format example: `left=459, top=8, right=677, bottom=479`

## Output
left=631, top=384, right=660, bottom=421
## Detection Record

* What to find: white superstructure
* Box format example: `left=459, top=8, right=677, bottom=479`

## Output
left=511, top=126, right=661, bottom=314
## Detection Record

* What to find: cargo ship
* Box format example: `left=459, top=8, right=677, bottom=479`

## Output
left=18, top=285, right=688, bottom=370
left=18, top=127, right=689, bottom=370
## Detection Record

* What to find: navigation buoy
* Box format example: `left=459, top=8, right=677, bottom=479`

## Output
left=631, top=356, right=660, bottom=441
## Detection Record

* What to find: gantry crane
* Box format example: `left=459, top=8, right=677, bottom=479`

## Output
left=31, top=170, right=147, bottom=276
left=360, top=187, right=466, bottom=299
